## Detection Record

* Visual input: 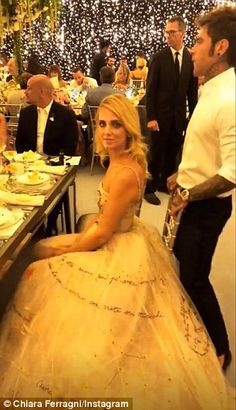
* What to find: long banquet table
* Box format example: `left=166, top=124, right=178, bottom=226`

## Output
left=0, top=164, right=78, bottom=278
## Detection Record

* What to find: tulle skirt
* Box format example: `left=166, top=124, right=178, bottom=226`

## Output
left=0, top=219, right=234, bottom=409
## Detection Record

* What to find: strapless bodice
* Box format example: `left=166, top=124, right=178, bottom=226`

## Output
left=97, top=182, right=140, bottom=232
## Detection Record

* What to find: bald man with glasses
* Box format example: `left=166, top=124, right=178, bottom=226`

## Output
left=145, top=16, right=198, bottom=205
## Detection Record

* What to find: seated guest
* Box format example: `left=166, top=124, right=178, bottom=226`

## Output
left=47, top=64, right=67, bottom=89
left=70, top=67, right=97, bottom=90
left=16, top=74, right=78, bottom=156
left=130, top=57, right=148, bottom=82
left=81, top=66, right=122, bottom=122
left=132, top=50, right=147, bottom=70
left=7, top=72, right=32, bottom=106
left=106, top=55, right=116, bottom=70
left=113, top=65, right=130, bottom=91
left=118, top=55, right=130, bottom=70
left=0, top=53, right=10, bottom=81
left=16, top=75, right=79, bottom=236
left=6, top=72, right=32, bottom=143
left=6, top=57, right=18, bottom=83
left=27, top=53, right=45, bottom=75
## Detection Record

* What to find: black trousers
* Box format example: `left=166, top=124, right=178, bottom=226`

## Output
left=146, top=124, right=183, bottom=193
left=174, top=196, right=232, bottom=356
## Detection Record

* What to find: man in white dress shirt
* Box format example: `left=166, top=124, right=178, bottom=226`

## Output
left=167, top=6, right=236, bottom=371
left=70, top=67, right=97, bottom=91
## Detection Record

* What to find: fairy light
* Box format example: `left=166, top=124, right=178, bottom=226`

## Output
left=0, top=0, right=224, bottom=80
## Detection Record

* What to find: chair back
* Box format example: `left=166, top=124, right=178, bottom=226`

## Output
left=162, top=195, right=183, bottom=252
left=130, top=79, right=146, bottom=90
left=88, top=105, right=99, bottom=174
left=136, top=105, right=150, bottom=142
left=0, top=103, right=22, bottom=148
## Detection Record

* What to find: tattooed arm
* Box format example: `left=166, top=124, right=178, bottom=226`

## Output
left=170, top=175, right=235, bottom=215
left=189, top=174, right=235, bottom=201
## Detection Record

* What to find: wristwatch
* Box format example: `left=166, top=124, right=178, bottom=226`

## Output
left=178, top=187, right=191, bottom=202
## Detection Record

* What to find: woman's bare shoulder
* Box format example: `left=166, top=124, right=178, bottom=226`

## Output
left=112, top=160, right=146, bottom=191
left=103, top=158, right=145, bottom=193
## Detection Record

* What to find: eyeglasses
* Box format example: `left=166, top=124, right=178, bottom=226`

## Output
left=164, top=30, right=181, bottom=36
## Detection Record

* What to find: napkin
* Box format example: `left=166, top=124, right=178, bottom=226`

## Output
left=13, top=181, right=53, bottom=195
left=29, top=164, right=67, bottom=176
left=65, top=156, right=81, bottom=166
left=49, top=156, right=81, bottom=166
left=0, top=209, right=25, bottom=240
left=0, top=190, right=45, bottom=206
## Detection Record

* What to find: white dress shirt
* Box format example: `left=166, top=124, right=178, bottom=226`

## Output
left=177, top=67, right=236, bottom=196
left=37, top=100, right=53, bottom=154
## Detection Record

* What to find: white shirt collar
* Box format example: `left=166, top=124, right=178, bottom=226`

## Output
left=37, top=100, right=53, bottom=114
left=170, top=46, right=184, bottom=58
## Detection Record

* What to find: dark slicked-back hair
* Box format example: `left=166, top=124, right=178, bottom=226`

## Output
left=100, top=39, right=111, bottom=50
left=196, top=6, right=236, bottom=66
left=99, top=66, right=115, bottom=83
left=19, top=72, right=32, bottom=89
left=167, top=16, right=186, bottom=32
left=72, top=66, right=84, bottom=74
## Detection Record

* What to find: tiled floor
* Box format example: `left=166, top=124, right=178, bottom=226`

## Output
left=76, top=164, right=235, bottom=387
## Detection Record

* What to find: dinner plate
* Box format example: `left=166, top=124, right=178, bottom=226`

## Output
left=14, top=151, right=41, bottom=162
left=3, top=150, right=16, bottom=161
left=0, top=210, right=25, bottom=240
left=0, top=206, right=12, bottom=226
left=16, top=172, right=50, bottom=186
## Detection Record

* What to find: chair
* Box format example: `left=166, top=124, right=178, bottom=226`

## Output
left=0, top=103, right=22, bottom=148
left=162, top=194, right=183, bottom=252
left=136, top=105, right=150, bottom=142
left=88, top=105, right=99, bottom=174
left=130, top=79, right=146, bottom=90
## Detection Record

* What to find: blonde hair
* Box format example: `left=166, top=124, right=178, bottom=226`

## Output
left=114, top=65, right=130, bottom=85
left=136, top=57, right=147, bottom=68
left=95, top=94, right=148, bottom=173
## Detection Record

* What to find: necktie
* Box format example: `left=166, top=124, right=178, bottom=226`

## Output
left=174, top=51, right=180, bottom=80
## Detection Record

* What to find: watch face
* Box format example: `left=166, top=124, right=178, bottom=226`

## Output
left=181, top=189, right=189, bottom=200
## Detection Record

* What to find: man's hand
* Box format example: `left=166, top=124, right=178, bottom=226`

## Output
left=147, top=120, right=160, bottom=132
left=167, top=172, right=178, bottom=193
left=169, top=189, right=188, bottom=216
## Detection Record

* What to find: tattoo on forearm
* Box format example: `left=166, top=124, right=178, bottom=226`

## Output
left=190, top=175, right=235, bottom=201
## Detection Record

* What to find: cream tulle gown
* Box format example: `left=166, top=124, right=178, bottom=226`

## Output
left=0, top=175, right=234, bottom=409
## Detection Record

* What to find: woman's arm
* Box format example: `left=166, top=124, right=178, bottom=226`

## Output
left=53, top=168, right=142, bottom=255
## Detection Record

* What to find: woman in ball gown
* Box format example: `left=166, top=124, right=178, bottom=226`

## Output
left=0, top=94, right=233, bottom=409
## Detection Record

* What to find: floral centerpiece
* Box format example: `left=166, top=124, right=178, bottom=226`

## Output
left=0, top=0, right=61, bottom=73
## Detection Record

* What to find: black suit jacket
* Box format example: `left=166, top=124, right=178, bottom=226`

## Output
left=146, top=47, right=198, bottom=133
left=16, top=101, right=78, bottom=156
left=90, top=51, right=107, bottom=85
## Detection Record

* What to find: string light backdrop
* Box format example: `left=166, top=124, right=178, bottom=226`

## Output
left=1, top=0, right=234, bottom=79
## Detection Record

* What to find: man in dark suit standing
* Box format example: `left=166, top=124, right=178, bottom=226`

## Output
left=16, top=75, right=78, bottom=156
left=145, top=16, right=198, bottom=205
left=90, top=39, right=111, bottom=86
